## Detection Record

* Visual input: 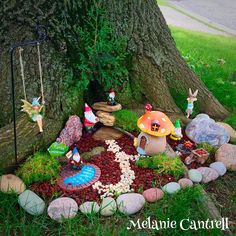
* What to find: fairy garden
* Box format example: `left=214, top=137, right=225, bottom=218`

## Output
left=1, top=1, right=236, bottom=235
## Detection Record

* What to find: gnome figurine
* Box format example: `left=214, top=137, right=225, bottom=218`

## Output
left=107, top=88, right=117, bottom=106
left=69, top=147, right=83, bottom=170
left=83, top=103, right=99, bottom=133
left=170, top=119, right=183, bottom=141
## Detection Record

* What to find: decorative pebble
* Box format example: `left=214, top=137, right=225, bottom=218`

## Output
left=48, top=197, right=78, bottom=222
left=188, top=169, right=202, bottom=183
left=100, top=197, right=117, bottom=216
left=197, top=167, right=219, bottom=183
left=178, top=178, right=193, bottom=188
left=79, top=201, right=100, bottom=214
left=162, top=182, right=181, bottom=194
left=116, top=193, right=145, bottom=215
left=18, top=190, right=45, bottom=216
left=210, top=162, right=227, bottom=176
left=0, top=174, right=26, bottom=194
left=142, top=188, right=164, bottom=202
left=215, top=144, right=236, bottom=171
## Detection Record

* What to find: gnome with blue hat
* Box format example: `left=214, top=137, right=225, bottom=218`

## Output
left=69, top=147, right=83, bottom=170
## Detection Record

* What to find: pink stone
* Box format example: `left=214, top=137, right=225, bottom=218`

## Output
left=142, top=188, right=164, bottom=203
left=197, top=167, right=219, bottom=183
left=178, top=178, right=193, bottom=188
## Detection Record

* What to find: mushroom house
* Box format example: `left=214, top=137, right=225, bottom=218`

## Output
left=134, top=104, right=174, bottom=156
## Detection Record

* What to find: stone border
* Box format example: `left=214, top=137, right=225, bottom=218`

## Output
left=58, top=164, right=101, bottom=192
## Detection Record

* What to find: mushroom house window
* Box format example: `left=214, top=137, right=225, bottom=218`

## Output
left=151, top=120, right=160, bottom=131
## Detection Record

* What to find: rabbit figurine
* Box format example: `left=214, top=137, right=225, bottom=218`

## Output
left=186, top=88, right=198, bottom=118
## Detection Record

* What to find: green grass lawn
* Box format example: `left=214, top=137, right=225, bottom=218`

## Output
left=0, top=186, right=222, bottom=236
left=171, top=27, right=236, bottom=115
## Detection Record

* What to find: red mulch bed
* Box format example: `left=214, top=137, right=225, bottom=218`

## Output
left=30, top=129, right=215, bottom=205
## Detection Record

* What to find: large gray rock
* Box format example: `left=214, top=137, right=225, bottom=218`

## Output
left=117, top=193, right=145, bottom=215
left=0, top=174, right=25, bottom=194
left=18, top=190, right=45, bottom=216
left=48, top=197, right=78, bottom=222
left=100, top=197, right=117, bottom=216
left=185, top=114, right=229, bottom=146
left=215, top=144, right=236, bottom=171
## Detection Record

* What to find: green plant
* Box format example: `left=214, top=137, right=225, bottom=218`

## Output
left=77, top=1, right=129, bottom=90
left=16, top=152, right=61, bottom=186
left=113, top=109, right=139, bottom=132
left=197, top=142, right=217, bottom=156
left=224, top=114, right=236, bottom=130
left=136, top=154, right=185, bottom=179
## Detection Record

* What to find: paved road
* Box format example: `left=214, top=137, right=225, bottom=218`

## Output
left=160, top=6, right=228, bottom=36
left=170, top=0, right=236, bottom=31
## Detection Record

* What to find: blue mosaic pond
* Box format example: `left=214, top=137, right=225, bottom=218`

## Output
left=63, top=165, right=96, bottom=186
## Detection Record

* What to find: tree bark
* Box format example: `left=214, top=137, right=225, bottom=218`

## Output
left=103, top=0, right=229, bottom=118
left=0, top=0, right=230, bottom=169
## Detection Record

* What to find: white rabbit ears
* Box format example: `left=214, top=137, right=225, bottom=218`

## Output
left=189, top=88, right=198, bottom=97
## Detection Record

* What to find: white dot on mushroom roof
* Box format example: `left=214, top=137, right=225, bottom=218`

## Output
left=161, top=128, right=166, bottom=133
left=147, top=117, right=150, bottom=119
left=162, top=118, right=166, bottom=122
left=140, top=123, right=145, bottom=128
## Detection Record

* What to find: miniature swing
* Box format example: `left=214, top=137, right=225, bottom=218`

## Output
left=18, top=43, right=45, bottom=133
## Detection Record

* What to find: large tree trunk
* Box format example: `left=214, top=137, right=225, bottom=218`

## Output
left=0, top=0, right=229, bottom=169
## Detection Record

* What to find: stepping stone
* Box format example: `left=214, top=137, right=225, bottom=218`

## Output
left=116, top=193, right=145, bottom=215
left=92, top=102, right=122, bottom=112
left=96, top=111, right=115, bottom=126
left=100, top=197, right=117, bottom=216
left=93, top=127, right=123, bottom=141
left=18, top=190, right=45, bottom=216
left=0, top=174, right=26, bottom=194
left=48, top=197, right=78, bottom=222
left=79, top=201, right=100, bottom=214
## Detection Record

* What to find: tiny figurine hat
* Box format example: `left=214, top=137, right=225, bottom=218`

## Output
left=175, top=119, right=181, bottom=128
left=145, top=103, right=152, bottom=112
left=72, top=147, right=79, bottom=155
left=109, top=88, right=114, bottom=93
left=32, top=97, right=40, bottom=106
left=84, top=103, right=92, bottom=112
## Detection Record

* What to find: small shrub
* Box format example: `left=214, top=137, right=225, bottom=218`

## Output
left=224, top=114, right=236, bottom=130
left=16, top=152, right=61, bottom=186
left=136, top=154, right=185, bottom=179
left=197, top=142, right=217, bottom=156
left=113, top=109, right=139, bottom=132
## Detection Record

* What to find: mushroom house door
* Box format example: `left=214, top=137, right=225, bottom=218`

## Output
left=140, top=136, right=147, bottom=150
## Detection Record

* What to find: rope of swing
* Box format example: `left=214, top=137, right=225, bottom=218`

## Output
left=18, top=43, right=45, bottom=104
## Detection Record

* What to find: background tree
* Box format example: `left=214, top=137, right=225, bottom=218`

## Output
left=0, top=0, right=229, bottom=169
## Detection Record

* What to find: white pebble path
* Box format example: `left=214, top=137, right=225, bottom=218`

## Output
left=92, top=140, right=139, bottom=199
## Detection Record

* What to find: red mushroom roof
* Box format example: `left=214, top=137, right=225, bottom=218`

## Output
left=137, top=110, right=174, bottom=137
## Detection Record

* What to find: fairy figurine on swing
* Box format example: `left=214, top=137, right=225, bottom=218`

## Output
left=18, top=43, right=46, bottom=133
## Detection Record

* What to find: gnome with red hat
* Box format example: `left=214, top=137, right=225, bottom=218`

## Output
left=83, top=103, right=99, bottom=133
left=107, top=88, right=117, bottom=106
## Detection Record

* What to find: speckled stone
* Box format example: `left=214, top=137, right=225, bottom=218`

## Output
left=162, top=182, right=181, bottom=194
left=188, top=169, right=203, bottom=183
left=116, top=193, right=145, bottom=215
left=142, top=188, right=164, bottom=202
left=100, top=197, right=117, bottom=216
left=210, top=162, right=227, bottom=176
left=79, top=201, right=100, bottom=214
left=178, top=178, right=193, bottom=188
left=18, top=190, right=45, bottom=216
left=197, top=167, right=219, bottom=183
left=48, top=197, right=78, bottom=222
left=0, top=174, right=25, bottom=194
